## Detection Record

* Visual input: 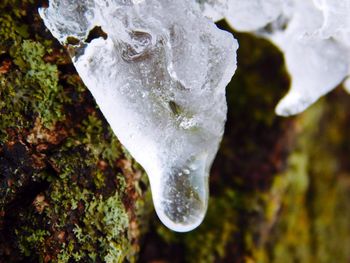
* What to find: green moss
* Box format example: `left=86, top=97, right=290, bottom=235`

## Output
left=53, top=189, right=130, bottom=263
left=184, top=190, right=241, bottom=262
left=15, top=40, right=64, bottom=125
left=17, top=227, right=50, bottom=257
left=79, top=114, right=124, bottom=164
left=10, top=105, right=147, bottom=261
left=255, top=150, right=312, bottom=263
left=0, top=12, right=65, bottom=140
left=251, top=93, right=350, bottom=263
left=1, top=2, right=151, bottom=262
left=13, top=145, right=139, bottom=262
left=0, top=0, right=35, bottom=18
left=0, top=15, right=22, bottom=48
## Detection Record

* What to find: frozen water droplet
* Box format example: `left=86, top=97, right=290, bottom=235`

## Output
left=151, top=154, right=209, bottom=232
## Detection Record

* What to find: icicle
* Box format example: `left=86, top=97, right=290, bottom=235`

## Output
left=197, top=0, right=283, bottom=31
left=269, top=0, right=349, bottom=116
left=39, top=0, right=238, bottom=232
left=199, top=0, right=350, bottom=116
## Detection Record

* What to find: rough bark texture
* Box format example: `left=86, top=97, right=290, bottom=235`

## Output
left=1, top=1, right=350, bottom=263
left=0, top=1, right=151, bottom=262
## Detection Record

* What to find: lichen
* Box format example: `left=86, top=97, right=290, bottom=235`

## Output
left=0, top=14, right=65, bottom=141
left=0, top=1, right=151, bottom=262
left=48, top=183, right=130, bottom=262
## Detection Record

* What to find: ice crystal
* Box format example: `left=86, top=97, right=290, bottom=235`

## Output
left=39, top=0, right=238, bottom=232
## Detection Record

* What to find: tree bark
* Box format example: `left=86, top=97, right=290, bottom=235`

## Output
left=1, top=2, right=350, bottom=263
left=0, top=1, right=150, bottom=262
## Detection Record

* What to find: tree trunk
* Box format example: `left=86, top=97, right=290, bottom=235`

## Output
left=1, top=2, right=350, bottom=263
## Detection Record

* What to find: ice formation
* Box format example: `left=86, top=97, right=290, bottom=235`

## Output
left=313, top=0, right=350, bottom=39
left=197, top=0, right=283, bottom=31
left=198, top=0, right=350, bottom=116
left=268, top=0, right=349, bottom=116
left=39, top=0, right=238, bottom=232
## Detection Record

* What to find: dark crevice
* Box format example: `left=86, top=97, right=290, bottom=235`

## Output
left=169, top=101, right=181, bottom=115
left=0, top=53, right=11, bottom=63
left=38, top=0, right=49, bottom=9
left=86, top=26, right=108, bottom=43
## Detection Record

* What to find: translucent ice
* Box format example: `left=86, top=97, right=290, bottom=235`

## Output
left=40, top=0, right=238, bottom=232
left=225, top=0, right=283, bottom=31
left=258, top=0, right=350, bottom=116
left=313, top=0, right=350, bottom=39
left=199, top=0, right=350, bottom=116
left=268, top=0, right=349, bottom=116
left=196, top=0, right=227, bottom=21
left=197, top=0, right=283, bottom=31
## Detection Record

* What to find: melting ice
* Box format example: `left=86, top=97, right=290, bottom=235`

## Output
left=198, top=0, right=350, bottom=116
left=39, top=0, right=238, bottom=232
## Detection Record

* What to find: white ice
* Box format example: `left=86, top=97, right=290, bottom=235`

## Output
left=313, top=0, right=350, bottom=39
left=197, top=0, right=283, bottom=31
left=40, top=0, right=238, bottom=232
left=225, top=0, right=283, bottom=32
left=269, top=0, right=349, bottom=116
left=196, top=0, right=227, bottom=21
left=199, top=0, right=350, bottom=116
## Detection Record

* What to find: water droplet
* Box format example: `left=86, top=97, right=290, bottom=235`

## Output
left=151, top=155, right=209, bottom=232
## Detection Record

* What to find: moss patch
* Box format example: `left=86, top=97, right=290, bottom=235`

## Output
left=0, top=1, right=151, bottom=262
